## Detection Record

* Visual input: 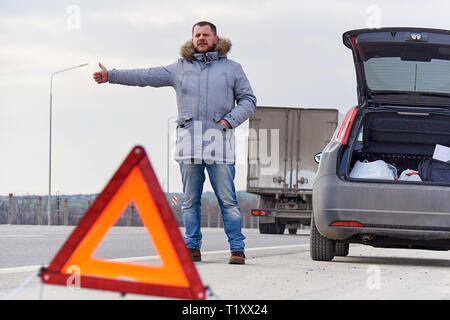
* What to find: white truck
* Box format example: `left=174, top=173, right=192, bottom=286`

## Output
left=247, top=106, right=340, bottom=234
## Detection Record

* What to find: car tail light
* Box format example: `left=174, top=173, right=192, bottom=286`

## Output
left=251, top=209, right=271, bottom=216
left=350, top=35, right=359, bottom=54
left=330, top=220, right=364, bottom=227
left=333, top=107, right=358, bottom=145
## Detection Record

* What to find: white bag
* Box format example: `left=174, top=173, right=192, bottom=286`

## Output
left=398, top=169, right=422, bottom=182
left=349, top=160, right=396, bottom=180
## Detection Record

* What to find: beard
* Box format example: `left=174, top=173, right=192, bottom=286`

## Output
left=194, top=40, right=216, bottom=53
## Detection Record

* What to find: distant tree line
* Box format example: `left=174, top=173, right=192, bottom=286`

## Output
left=0, top=192, right=259, bottom=228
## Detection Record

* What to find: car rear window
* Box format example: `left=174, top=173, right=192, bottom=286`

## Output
left=364, top=57, right=450, bottom=95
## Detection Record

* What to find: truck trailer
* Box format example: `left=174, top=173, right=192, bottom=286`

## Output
left=247, top=106, right=340, bottom=234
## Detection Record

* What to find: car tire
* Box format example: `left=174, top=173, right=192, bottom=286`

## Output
left=288, top=228, right=297, bottom=235
left=335, top=243, right=349, bottom=256
left=310, top=214, right=335, bottom=261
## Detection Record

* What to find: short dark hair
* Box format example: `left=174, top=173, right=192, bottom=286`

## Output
left=192, top=21, right=217, bottom=36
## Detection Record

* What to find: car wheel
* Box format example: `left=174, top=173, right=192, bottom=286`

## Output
left=288, top=228, right=297, bottom=235
left=310, top=214, right=335, bottom=261
left=335, top=243, right=349, bottom=256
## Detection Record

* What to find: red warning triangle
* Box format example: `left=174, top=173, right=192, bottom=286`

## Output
left=40, top=146, right=206, bottom=300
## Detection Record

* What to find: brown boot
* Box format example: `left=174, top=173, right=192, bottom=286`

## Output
left=188, top=248, right=201, bottom=262
left=229, top=251, right=245, bottom=264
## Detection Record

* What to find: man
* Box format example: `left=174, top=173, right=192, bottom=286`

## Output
left=93, top=21, right=256, bottom=264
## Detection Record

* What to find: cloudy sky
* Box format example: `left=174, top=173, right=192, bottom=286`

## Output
left=2, top=0, right=450, bottom=196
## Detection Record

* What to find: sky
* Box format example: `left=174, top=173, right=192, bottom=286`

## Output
left=2, top=0, right=450, bottom=196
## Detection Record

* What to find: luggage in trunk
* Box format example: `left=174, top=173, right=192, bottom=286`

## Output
left=347, top=109, right=450, bottom=184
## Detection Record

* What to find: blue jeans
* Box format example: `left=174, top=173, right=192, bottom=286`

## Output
left=179, top=161, right=245, bottom=252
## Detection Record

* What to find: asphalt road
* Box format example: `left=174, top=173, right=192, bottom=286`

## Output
left=1, top=225, right=449, bottom=300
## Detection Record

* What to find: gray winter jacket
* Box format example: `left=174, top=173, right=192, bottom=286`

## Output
left=108, top=38, right=257, bottom=163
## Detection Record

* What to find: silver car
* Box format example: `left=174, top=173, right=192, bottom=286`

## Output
left=311, top=27, right=450, bottom=261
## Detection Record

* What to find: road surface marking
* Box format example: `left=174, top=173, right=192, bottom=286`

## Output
left=108, top=243, right=310, bottom=262
left=0, top=265, right=42, bottom=274
left=0, top=244, right=309, bottom=274
left=0, top=235, right=43, bottom=238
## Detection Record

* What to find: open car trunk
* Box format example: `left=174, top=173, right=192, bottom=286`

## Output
left=346, top=107, right=450, bottom=185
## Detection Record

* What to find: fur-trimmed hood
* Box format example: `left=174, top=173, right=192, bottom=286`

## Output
left=180, top=37, right=232, bottom=61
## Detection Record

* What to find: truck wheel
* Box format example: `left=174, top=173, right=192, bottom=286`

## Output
left=335, top=243, right=349, bottom=256
left=310, top=214, right=335, bottom=261
left=259, top=223, right=271, bottom=234
left=275, top=220, right=285, bottom=234
left=257, top=196, right=279, bottom=234
left=258, top=221, right=285, bottom=234
left=288, top=228, right=297, bottom=234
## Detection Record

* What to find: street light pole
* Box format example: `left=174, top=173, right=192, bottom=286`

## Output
left=167, top=115, right=177, bottom=193
left=48, top=63, right=88, bottom=226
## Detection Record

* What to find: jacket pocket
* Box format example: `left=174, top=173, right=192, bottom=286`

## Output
left=222, top=72, right=229, bottom=101
left=180, top=72, right=199, bottom=111
left=213, top=112, right=234, bottom=151
left=218, top=72, right=232, bottom=113
left=213, top=112, right=229, bottom=130
left=176, top=114, right=194, bottom=129
left=175, top=115, right=195, bottom=159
